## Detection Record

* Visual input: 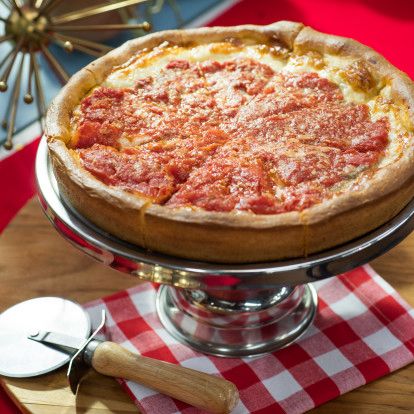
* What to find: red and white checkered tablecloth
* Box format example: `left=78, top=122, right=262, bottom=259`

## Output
left=85, top=265, right=414, bottom=414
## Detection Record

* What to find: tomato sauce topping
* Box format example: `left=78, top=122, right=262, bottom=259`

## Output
left=74, top=57, right=389, bottom=214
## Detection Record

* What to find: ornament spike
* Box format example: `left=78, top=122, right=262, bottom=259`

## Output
left=47, top=32, right=104, bottom=57
left=0, top=34, right=14, bottom=43
left=31, top=49, right=46, bottom=128
left=34, top=0, right=46, bottom=8
left=0, top=48, right=14, bottom=72
left=24, top=48, right=34, bottom=104
left=37, top=0, right=63, bottom=15
left=24, top=93, right=34, bottom=104
left=0, top=37, right=24, bottom=92
left=47, top=22, right=152, bottom=32
left=51, top=32, right=113, bottom=53
left=4, top=52, right=24, bottom=150
left=9, top=0, right=23, bottom=16
left=65, top=42, right=104, bottom=58
left=33, top=0, right=63, bottom=21
left=63, top=40, right=73, bottom=53
left=1, top=93, right=11, bottom=129
left=41, top=31, right=73, bottom=52
left=50, top=36, right=105, bottom=57
left=40, top=42, right=69, bottom=83
left=51, top=0, right=148, bottom=25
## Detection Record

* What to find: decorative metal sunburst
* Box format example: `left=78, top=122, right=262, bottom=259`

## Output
left=0, top=0, right=156, bottom=149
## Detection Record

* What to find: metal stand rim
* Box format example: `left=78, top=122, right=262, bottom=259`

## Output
left=36, top=137, right=414, bottom=287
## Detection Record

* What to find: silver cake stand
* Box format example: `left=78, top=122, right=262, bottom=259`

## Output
left=36, top=138, right=414, bottom=357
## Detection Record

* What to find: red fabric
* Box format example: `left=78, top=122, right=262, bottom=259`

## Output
left=0, top=137, right=40, bottom=233
left=0, top=386, right=21, bottom=414
left=84, top=265, right=414, bottom=414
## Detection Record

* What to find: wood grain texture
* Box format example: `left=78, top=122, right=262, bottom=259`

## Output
left=92, top=342, right=239, bottom=414
left=0, top=198, right=413, bottom=414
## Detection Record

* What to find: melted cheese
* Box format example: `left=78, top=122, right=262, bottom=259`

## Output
left=72, top=41, right=412, bottom=211
left=97, top=41, right=411, bottom=171
left=104, top=43, right=288, bottom=88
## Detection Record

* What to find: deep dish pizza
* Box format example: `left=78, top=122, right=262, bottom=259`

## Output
left=46, top=21, right=414, bottom=263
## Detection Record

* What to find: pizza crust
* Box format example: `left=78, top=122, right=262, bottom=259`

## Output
left=46, top=21, right=414, bottom=263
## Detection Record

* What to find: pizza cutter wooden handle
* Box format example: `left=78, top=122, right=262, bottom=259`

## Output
left=91, top=341, right=239, bottom=414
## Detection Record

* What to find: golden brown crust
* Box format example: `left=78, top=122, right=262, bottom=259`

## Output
left=294, top=26, right=414, bottom=110
left=45, top=22, right=414, bottom=263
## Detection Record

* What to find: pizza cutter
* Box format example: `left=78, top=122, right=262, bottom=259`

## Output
left=0, top=297, right=91, bottom=378
left=0, top=298, right=238, bottom=414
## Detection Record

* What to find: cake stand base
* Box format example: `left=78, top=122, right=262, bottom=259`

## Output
left=156, top=284, right=318, bottom=357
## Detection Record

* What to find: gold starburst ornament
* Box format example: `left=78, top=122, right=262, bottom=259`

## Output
left=0, top=0, right=154, bottom=149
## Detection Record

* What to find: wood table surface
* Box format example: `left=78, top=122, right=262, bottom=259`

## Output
left=1, top=198, right=413, bottom=414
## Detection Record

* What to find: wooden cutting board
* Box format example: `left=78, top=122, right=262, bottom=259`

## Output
left=1, top=198, right=413, bottom=414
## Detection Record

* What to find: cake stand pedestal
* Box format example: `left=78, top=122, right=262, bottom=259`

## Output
left=36, top=138, right=414, bottom=356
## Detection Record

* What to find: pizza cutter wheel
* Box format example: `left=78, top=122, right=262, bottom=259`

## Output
left=0, top=297, right=91, bottom=378
left=0, top=297, right=239, bottom=414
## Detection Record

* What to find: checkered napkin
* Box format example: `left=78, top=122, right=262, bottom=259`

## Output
left=84, top=265, right=414, bottom=414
